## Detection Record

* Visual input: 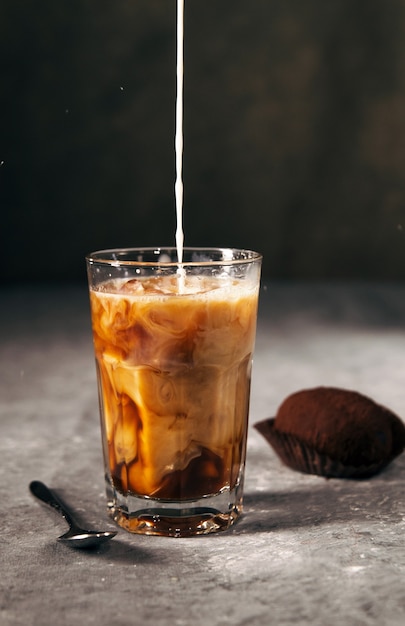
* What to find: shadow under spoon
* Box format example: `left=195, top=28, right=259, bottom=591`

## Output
left=29, top=480, right=117, bottom=549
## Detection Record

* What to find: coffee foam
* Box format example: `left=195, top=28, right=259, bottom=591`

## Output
left=92, top=275, right=257, bottom=301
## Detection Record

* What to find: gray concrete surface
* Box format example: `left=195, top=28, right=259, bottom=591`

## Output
left=1, top=283, right=405, bottom=625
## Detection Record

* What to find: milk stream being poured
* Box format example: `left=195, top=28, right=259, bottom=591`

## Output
left=175, top=0, right=185, bottom=287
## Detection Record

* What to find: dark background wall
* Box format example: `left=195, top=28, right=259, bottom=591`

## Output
left=1, top=0, right=405, bottom=283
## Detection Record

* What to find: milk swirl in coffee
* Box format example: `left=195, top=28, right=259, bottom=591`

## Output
left=90, top=275, right=258, bottom=502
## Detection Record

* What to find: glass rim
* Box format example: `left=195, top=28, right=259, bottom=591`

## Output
left=86, top=247, right=262, bottom=268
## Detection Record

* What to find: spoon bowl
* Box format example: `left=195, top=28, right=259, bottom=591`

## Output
left=58, top=529, right=116, bottom=549
left=29, top=480, right=117, bottom=549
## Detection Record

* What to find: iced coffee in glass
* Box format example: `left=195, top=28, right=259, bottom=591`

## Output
left=86, top=248, right=261, bottom=536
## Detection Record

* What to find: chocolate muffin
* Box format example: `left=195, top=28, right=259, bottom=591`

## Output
left=255, top=387, right=405, bottom=478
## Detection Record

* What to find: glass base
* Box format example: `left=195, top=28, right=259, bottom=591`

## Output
left=105, top=481, right=244, bottom=537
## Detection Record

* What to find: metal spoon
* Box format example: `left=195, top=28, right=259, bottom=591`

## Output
left=29, top=480, right=117, bottom=548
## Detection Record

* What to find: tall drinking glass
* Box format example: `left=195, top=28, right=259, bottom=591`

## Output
left=86, top=248, right=262, bottom=536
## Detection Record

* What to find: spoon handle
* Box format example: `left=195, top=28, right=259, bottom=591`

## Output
left=29, top=480, right=76, bottom=528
